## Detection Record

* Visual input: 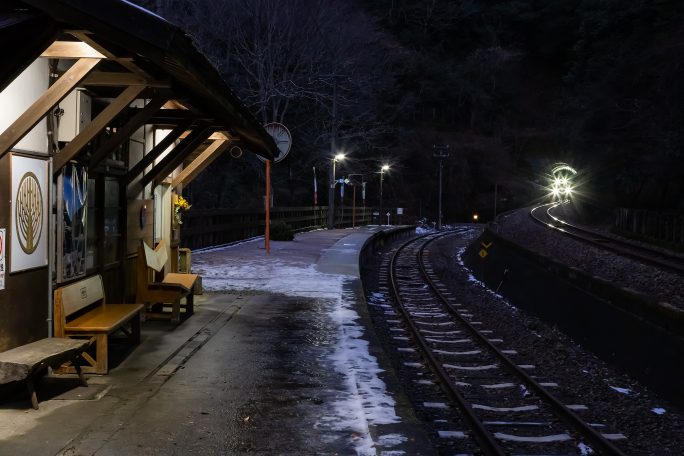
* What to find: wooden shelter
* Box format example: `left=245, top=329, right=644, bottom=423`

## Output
left=0, top=0, right=277, bottom=351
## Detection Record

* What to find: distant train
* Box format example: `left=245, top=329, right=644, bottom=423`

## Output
left=549, top=163, right=577, bottom=201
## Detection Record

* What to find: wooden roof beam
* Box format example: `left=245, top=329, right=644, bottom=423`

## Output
left=82, top=72, right=171, bottom=88
left=127, top=125, right=212, bottom=197
left=124, top=120, right=194, bottom=188
left=53, top=84, right=145, bottom=173
left=0, top=57, right=101, bottom=161
left=41, top=41, right=107, bottom=59
left=171, top=139, right=229, bottom=189
left=68, top=30, right=152, bottom=78
left=179, top=131, right=231, bottom=141
left=88, top=97, right=168, bottom=170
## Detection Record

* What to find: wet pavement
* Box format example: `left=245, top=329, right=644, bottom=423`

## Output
left=0, top=227, right=433, bottom=455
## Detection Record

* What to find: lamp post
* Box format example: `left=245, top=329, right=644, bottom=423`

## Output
left=379, top=164, right=390, bottom=223
left=327, top=153, right=345, bottom=229
left=433, top=145, right=449, bottom=230
left=347, top=173, right=365, bottom=228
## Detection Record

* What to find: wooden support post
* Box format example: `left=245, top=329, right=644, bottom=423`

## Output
left=353, top=184, right=356, bottom=228
left=53, top=84, right=145, bottom=173
left=171, top=139, right=229, bottom=188
left=27, top=377, right=38, bottom=410
left=73, top=361, right=87, bottom=387
left=0, top=58, right=100, bottom=161
left=265, top=159, right=271, bottom=255
left=87, top=97, right=167, bottom=170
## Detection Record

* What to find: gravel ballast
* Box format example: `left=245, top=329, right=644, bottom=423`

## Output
left=430, top=229, right=684, bottom=455
left=362, top=226, right=684, bottom=455
left=495, top=207, right=684, bottom=308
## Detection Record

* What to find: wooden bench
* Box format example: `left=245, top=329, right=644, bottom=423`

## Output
left=0, top=338, right=90, bottom=409
left=137, top=240, right=198, bottom=323
left=54, top=275, right=143, bottom=374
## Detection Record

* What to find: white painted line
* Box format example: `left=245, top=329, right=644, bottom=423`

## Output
left=433, top=349, right=481, bottom=356
left=472, top=404, right=539, bottom=412
left=443, top=364, right=498, bottom=371
left=425, top=338, right=471, bottom=344
left=437, top=430, right=466, bottom=439
left=602, top=433, right=627, bottom=440
left=423, top=402, right=449, bottom=409
left=415, top=321, right=455, bottom=326
left=494, top=432, right=571, bottom=443
left=566, top=404, right=588, bottom=411
left=484, top=421, right=549, bottom=427
left=482, top=383, right=516, bottom=389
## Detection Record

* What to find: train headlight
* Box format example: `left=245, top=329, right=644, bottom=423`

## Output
left=548, top=163, right=577, bottom=201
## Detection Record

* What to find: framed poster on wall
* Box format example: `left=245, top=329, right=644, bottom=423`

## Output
left=10, top=154, right=48, bottom=272
left=57, top=162, right=87, bottom=282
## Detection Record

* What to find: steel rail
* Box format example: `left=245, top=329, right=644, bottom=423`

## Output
left=417, top=232, right=628, bottom=456
left=530, top=203, right=684, bottom=274
left=389, top=232, right=506, bottom=456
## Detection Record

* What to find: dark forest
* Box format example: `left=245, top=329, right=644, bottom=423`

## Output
left=133, top=0, right=684, bottom=222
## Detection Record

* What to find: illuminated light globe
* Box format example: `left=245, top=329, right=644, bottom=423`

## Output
left=548, top=163, right=577, bottom=202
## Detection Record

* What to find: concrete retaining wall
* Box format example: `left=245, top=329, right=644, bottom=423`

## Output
left=359, top=226, right=416, bottom=269
left=464, top=227, right=684, bottom=407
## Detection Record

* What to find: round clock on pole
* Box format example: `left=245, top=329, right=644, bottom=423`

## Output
left=259, top=122, right=291, bottom=163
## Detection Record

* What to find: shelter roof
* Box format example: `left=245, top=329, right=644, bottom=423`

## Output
left=0, top=0, right=276, bottom=159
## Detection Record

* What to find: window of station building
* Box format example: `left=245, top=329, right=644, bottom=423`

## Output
left=103, top=177, right=121, bottom=267
left=86, top=177, right=98, bottom=272
left=85, top=175, right=123, bottom=273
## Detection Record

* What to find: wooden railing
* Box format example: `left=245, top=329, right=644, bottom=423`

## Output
left=181, top=206, right=375, bottom=250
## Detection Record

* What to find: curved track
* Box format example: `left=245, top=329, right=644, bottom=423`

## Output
left=530, top=202, right=684, bottom=274
left=388, top=231, right=627, bottom=455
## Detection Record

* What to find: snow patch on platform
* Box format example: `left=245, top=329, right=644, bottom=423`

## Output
left=194, top=249, right=400, bottom=455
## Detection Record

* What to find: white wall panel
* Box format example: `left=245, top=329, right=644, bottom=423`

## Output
left=0, top=59, right=49, bottom=154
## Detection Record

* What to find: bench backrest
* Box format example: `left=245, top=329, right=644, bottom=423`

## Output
left=54, top=274, right=105, bottom=337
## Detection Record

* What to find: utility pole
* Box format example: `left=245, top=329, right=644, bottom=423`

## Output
left=493, top=182, right=498, bottom=220
left=327, top=82, right=337, bottom=229
left=433, top=145, right=450, bottom=230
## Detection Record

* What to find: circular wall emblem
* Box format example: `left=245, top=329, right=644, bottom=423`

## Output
left=15, top=171, right=43, bottom=254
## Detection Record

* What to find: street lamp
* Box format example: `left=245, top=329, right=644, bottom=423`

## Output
left=327, top=153, right=346, bottom=229
left=379, top=164, right=390, bottom=224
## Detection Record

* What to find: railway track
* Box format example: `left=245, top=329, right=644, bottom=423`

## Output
left=381, top=230, right=628, bottom=455
left=530, top=202, right=684, bottom=274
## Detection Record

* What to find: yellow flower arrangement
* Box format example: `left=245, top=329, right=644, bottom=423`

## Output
left=173, top=195, right=191, bottom=225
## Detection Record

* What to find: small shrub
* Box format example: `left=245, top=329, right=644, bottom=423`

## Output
left=270, top=221, right=294, bottom=241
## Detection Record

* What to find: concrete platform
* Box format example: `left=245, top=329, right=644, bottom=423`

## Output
left=0, top=227, right=433, bottom=455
